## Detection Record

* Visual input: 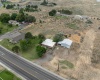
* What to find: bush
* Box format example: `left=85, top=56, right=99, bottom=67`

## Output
left=6, top=4, right=15, bottom=9
left=41, top=0, right=48, bottom=6
left=20, top=39, right=32, bottom=51
left=25, top=32, right=33, bottom=39
left=58, top=9, right=72, bottom=15
left=53, top=33, right=64, bottom=42
left=12, top=46, right=20, bottom=53
left=49, top=9, right=57, bottom=16
left=36, top=45, right=46, bottom=57
left=11, top=13, right=17, bottom=20
left=0, top=13, right=10, bottom=23
left=38, top=33, right=45, bottom=44
left=8, top=24, right=13, bottom=27
left=25, top=15, right=36, bottom=23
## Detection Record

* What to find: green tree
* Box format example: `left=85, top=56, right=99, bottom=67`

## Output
left=38, top=33, right=45, bottom=44
left=25, top=15, right=36, bottom=23
left=16, top=13, right=25, bottom=22
left=12, top=46, right=20, bottom=53
left=53, top=33, right=64, bottom=42
left=41, top=0, right=48, bottom=5
left=19, top=8, right=24, bottom=14
left=3, top=4, right=5, bottom=8
left=20, top=40, right=28, bottom=51
left=25, top=32, right=33, bottom=39
left=36, top=45, right=46, bottom=57
left=20, top=39, right=32, bottom=51
left=59, top=9, right=72, bottom=15
left=0, top=13, right=10, bottom=23
left=49, top=9, right=57, bottom=16
left=11, top=13, right=17, bottom=20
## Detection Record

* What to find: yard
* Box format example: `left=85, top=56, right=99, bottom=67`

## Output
left=0, top=38, right=40, bottom=60
left=0, top=70, right=21, bottom=80
left=0, top=22, right=18, bottom=35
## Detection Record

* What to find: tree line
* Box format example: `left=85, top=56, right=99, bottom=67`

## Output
left=0, top=9, right=36, bottom=23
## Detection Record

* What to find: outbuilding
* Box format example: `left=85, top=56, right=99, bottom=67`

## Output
left=42, top=39, right=56, bottom=48
left=58, top=39, right=73, bottom=48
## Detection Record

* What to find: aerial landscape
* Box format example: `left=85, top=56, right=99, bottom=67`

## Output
left=0, top=0, right=100, bottom=80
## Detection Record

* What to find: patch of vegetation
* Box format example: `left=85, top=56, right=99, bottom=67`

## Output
left=86, top=20, right=93, bottom=24
left=2, top=1, right=11, bottom=5
left=0, top=70, right=21, bottom=80
left=49, top=9, right=57, bottom=16
left=53, top=33, right=64, bottom=42
left=61, top=66, right=67, bottom=69
left=36, top=45, right=47, bottom=57
left=41, top=0, right=48, bottom=6
left=66, top=23, right=79, bottom=30
left=55, top=15, right=68, bottom=19
left=0, top=32, right=46, bottom=60
left=6, top=4, right=15, bottom=9
left=58, top=9, right=72, bottom=15
left=0, top=22, right=18, bottom=34
left=25, top=5, right=39, bottom=12
left=60, top=60, right=74, bottom=69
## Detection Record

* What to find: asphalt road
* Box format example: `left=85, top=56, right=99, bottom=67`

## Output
left=0, top=46, right=66, bottom=80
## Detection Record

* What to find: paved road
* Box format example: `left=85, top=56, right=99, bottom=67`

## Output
left=0, top=46, right=66, bottom=80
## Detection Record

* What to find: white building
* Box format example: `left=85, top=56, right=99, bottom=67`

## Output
left=74, top=15, right=83, bottom=20
left=58, top=39, right=73, bottom=48
left=42, top=39, right=56, bottom=48
left=97, top=0, right=100, bottom=2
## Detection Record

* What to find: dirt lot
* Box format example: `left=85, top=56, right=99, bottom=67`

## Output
left=0, top=65, right=4, bottom=71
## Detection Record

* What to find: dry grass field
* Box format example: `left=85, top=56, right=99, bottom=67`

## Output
left=1, top=0, right=100, bottom=80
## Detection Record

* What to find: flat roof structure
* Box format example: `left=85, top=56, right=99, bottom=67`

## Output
left=42, top=39, right=56, bottom=48
left=58, top=39, right=73, bottom=48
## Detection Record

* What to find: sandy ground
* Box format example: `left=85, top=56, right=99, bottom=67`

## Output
left=0, top=65, right=4, bottom=71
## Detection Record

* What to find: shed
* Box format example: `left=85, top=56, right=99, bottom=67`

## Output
left=58, top=39, right=73, bottom=48
left=42, top=39, right=56, bottom=48
left=74, top=15, right=83, bottom=20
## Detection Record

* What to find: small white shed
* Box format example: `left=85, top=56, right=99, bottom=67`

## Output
left=42, top=39, right=56, bottom=48
left=74, top=15, right=83, bottom=20
left=58, top=39, right=73, bottom=48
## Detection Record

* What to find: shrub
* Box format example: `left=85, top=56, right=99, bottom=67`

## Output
left=36, top=45, right=46, bottom=57
left=53, top=33, right=64, bottom=42
left=49, top=9, right=57, bottom=16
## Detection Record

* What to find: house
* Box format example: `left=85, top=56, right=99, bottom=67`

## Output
left=42, top=39, right=56, bottom=48
left=58, top=39, right=73, bottom=48
left=9, top=31, right=25, bottom=43
left=8, top=20, right=21, bottom=26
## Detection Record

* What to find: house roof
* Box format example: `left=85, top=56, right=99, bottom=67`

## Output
left=42, top=39, right=56, bottom=47
left=58, top=39, right=73, bottom=48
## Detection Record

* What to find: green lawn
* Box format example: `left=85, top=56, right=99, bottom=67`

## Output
left=2, top=1, right=12, bottom=5
left=59, top=60, right=74, bottom=69
left=0, top=22, right=18, bottom=35
left=66, top=23, right=79, bottom=30
left=0, top=70, right=21, bottom=80
left=0, top=38, right=40, bottom=61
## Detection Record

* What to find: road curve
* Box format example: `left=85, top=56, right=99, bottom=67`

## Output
left=0, top=46, right=67, bottom=80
